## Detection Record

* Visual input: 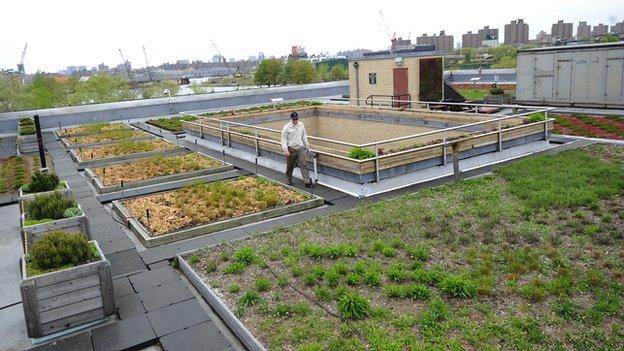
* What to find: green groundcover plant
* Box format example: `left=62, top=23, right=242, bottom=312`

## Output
left=26, top=231, right=99, bottom=276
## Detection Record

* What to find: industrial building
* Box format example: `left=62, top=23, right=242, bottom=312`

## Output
left=516, top=42, right=624, bottom=108
left=347, top=47, right=444, bottom=106
left=416, top=31, right=454, bottom=52
left=504, top=19, right=529, bottom=46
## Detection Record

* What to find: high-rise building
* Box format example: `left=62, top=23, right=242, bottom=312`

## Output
left=504, top=19, right=529, bottom=46
left=462, top=26, right=499, bottom=48
left=97, top=63, right=109, bottom=72
left=212, top=55, right=223, bottom=63
left=611, top=20, right=624, bottom=35
left=577, top=21, right=592, bottom=38
left=551, top=20, right=573, bottom=40
left=258, top=52, right=265, bottom=61
left=534, top=30, right=552, bottom=43
left=337, top=49, right=372, bottom=59
left=593, top=23, right=609, bottom=36
left=416, top=30, right=454, bottom=52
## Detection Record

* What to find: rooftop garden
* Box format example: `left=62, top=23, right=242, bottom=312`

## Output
left=0, top=155, right=43, bottom=195
left=64, top=129, right=149, bottom=145
left=92, top=153, right=224, bottom=186
left=20, top=171, right=65, bottom=194
left=185, top=144, right=624, bottom=350
left=76, top=139, right=174, bottom=160
left=23, top=191, right=82, bottom=227
left=554, top=114, right=624, bottom=140
left=122, top=176, right=310, bottom=237
left=24, top=230, right=99, bottom=277
left=58, top=122, right=130, bottom=137
left=19, top=118, right=35, bottom=136
left=147, top=115, right=198, bottom=133
left=199, top=100, right=322, bottom=118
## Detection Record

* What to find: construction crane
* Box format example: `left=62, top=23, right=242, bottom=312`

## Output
left=118, top=49, right=134, bottom=83
left=142, top=45, right=155, bottom=83
left=210, top=41, right=241, bottom=78
left=17, top=42, right=27, bottom=75
left=378, top=10, right=396, bottom=52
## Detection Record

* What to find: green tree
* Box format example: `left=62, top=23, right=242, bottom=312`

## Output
left=141, top=80, right=180, bottom=99
left=598, top=35, right=619, bottom=43
left=189, top=81, right=210, bottom=94
left=330, top=64, right=348, bottom=80
left=491, top=56, right=517, bottom=69
left=0, top=75, right=28, bottom=112
left=461, top=47, right=478, bottom=63
left=317, top=64, right=330, bottom=82
left=283, top=60, right=317, bottom=85
left=71, top=74, right=132, bottom=104
left=26, top=73, right=64, bottom=109
left=254, top=58, right=284, bottom=86
left=488, top=45, right=518, bottom=62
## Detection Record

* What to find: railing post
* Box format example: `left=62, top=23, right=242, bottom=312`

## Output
left=374, top=144, right=380, bottom=183
left=254, top=129, right=260, bottom=156
left=544, top=110, right=549, bottom=140
left=442, top=131, right=447, bottom=165
left=199, top=119, right=204, bottom=139
left=219, top=120, right=224, bottom=145
left=474, top=105, right=478, bottom=113
left=498, top=119, right=502, bottom=152
left=227, top=122, right=231, bottom=147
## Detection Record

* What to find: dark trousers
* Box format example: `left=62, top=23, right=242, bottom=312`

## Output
left=286, top=147, right=310, bottom=182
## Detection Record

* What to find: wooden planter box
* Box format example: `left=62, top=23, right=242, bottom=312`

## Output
left=20, top=241, right=115, bottom=338
left=484, top=93, right=513, bottom=105
left=19, top=181, right=73, bottom=214
left=21, top=203, right=90, bottom=252
left=68, top=145, right=185, bottom=170
left=17, top=124, right=38, bottom=154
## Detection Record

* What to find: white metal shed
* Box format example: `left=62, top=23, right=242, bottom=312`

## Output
left=516, top=42, right=624, bottom=108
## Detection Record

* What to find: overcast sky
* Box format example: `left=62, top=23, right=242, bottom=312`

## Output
left=1, top=0, right=622, bottom=74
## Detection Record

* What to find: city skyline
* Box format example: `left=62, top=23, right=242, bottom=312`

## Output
left=1, top=0, right=622, bottom=74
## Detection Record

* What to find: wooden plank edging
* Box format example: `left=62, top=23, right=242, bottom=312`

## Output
left=177, top=254, right=267, bottom=351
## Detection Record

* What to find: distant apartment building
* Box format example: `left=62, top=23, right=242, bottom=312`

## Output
left=611, top=20, right=624, bottom=35
left=416, top=30, right=454, bottom=52
left=97, top=63, right=109, bottom=72
left=462, top=26, right=499, bottom=48
left=577, top=21, right=592, bottom=38
left=593, top=23, right=609, bottom=36
left=551, top=20, right=573, bottom=40
left=529, top=30, right=552, bottom=44
left=392, top=37, right=414, bottom=51
left=504, top=19, right=529, bottom=46
left=337, top=49, right=372, bottom=59
left=258, top=52, right=266, bottom=61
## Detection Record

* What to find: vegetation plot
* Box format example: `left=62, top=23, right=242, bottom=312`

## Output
left=146, top=115, right=198, bottom=132
left=0, top=155, right=42, bottom=195
left=554, top=114, right=624, bottom=140
left=123, top=176, right=310, bottom=236
left=65, top=129, right=149, bottom=145
left=77, top=139, right=174, bottom=160
left=93, top=153, right=223, bottom=186
left=25, top=231, right=99, bottom=277
left=187, top=144, right=624, bottom=351
left=200, top=100, right=321, bottom=118
left=58, top=122, right=130, bottom=137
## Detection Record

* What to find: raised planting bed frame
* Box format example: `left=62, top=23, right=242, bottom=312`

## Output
left=68, top=144, right=186, bottom=170
left=177, top=253, right=266, bottom=351
left=18, top=181, right=72, bottom=213
left=84, top=151, right=234, bottom=194
left=20, top=240, right=114, bottom=338
left=112, top=180, right=324, bottom=248
left=133, top=120, right=188, bottom=137
left=54, top=123, right=133, bottom=140
left=17, top=130, right=38, bottom=155
left=60, top=134, right=155, bottom=150
left=20, top=203, right=90, bottom=252
left=183, top=104, right=554, bottom=184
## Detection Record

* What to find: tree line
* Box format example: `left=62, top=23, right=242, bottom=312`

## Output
left=254, top=59, right=348, bottom=87
left=0, top=73, right=180, bottom=112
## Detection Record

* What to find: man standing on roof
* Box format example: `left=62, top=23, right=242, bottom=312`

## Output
left=281, top=111, right=313, bottom=188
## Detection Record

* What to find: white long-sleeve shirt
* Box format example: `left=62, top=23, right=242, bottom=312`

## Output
left=281, top=121, right=309, bottom=151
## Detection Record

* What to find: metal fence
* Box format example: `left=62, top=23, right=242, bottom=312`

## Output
left=183, top=99, right=555, bottom=182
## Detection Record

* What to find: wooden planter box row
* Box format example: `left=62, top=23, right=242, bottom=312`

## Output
left=184, top=117, right=551, bottom=183
left=112, top=190, right=323, bottom=248
left=68, top=145, right=186, bottom=170
left=20, top=203, right=90, bottom=252
left=20, top=241, right=114, bottom=338
left=83, top=151, right=233, bottom=194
